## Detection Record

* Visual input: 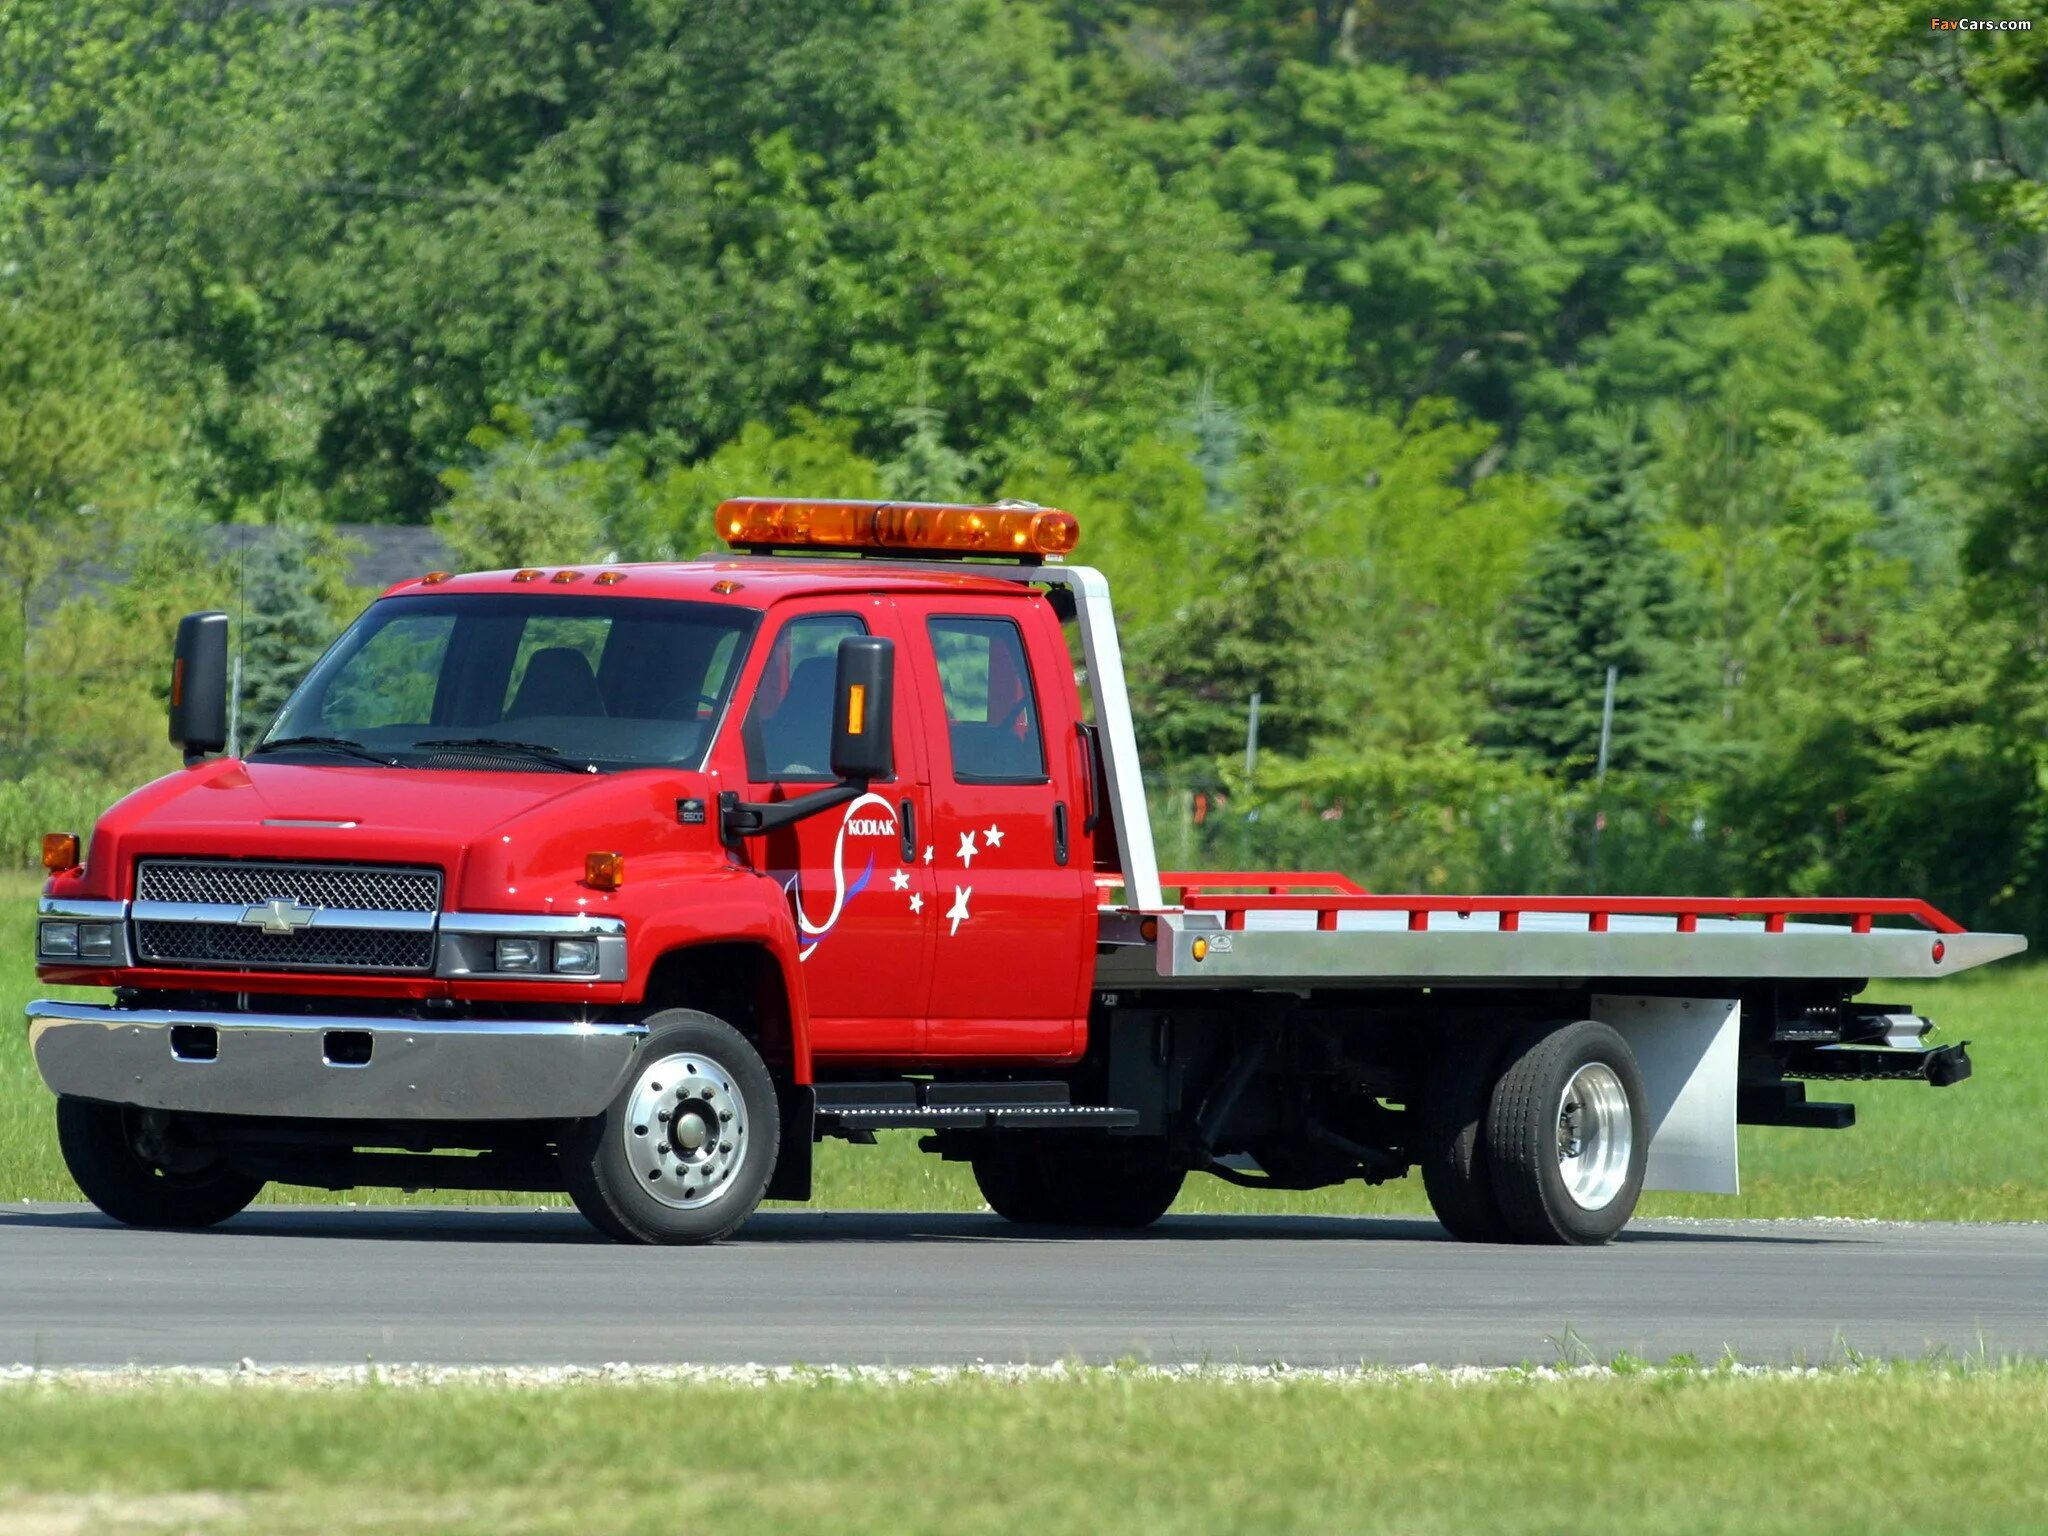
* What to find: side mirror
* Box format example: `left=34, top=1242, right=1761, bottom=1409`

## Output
left=829, top=636, right=894, bottom=783
left=169, top=611, right=230, bottom=765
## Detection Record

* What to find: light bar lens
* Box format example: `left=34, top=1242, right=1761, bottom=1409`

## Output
left=717, top=498, right=1080, bottom=558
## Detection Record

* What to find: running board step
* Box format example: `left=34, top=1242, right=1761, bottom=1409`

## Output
left=814, top=1080, right=1139, bottom=1131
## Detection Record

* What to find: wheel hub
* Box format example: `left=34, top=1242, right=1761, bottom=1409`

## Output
left=1555, top=1061, right=1631, bottom=1211
left=624, top=1052, right=747, bottom=1211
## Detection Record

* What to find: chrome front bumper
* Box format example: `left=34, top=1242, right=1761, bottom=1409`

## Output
left=26, top=1001, right=646, bottom=1121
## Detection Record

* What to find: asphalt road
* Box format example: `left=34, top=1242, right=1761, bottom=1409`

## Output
left=1, top=1205, right=2043, bottom=1368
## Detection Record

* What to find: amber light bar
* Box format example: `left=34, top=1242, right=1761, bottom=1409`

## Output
left=717, top=497, right=1080, bottom=560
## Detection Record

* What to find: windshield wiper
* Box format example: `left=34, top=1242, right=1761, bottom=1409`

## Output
left=411, top=738, right=594, bottom=773
left=251, top=735, right=399, bottom=767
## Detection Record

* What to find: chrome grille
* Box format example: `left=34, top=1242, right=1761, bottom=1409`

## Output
left=132, top=859, right=442, bottom=973
left=136, top=860, right=440, bottom=912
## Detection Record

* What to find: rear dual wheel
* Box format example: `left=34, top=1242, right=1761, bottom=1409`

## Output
left=1418, top=1019, right=1647, bottom=1246
left=972, top=1139, right=1185, bottom=1229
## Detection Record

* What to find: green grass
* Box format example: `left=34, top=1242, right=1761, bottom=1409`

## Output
left=2, top=1367, right=2047, bottom=1534
left=8, top=870, right=2045, bottom=1218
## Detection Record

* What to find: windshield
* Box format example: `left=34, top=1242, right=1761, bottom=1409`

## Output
left=262, top=594, right=758, bottom=772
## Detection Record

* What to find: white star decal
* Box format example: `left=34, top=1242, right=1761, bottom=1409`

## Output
left=946, top=884, right=972, bottom=936
left=956, top=830, right=978, bottom=868
left=909, top=892, right=924, bottom=915
left=983, top=824, right=1004, bottom=848
left=923, top=845, right=934, bottom=865
left=889, top=869, right=910, bottom=892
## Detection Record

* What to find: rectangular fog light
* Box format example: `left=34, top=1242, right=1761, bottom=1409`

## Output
left=553, top=938, right=599, bottom=975
left=78, top=923, right=116, bottom=959
left=494, top=937, right=543, bottom=972
left=37, top=922, right=79, bottom=958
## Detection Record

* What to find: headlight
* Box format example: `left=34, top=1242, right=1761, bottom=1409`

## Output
left=493, top=937, right=543, bottom=973
left=38, top=922, right=79, bottom=958
left=78, top=924, right=116, bottom=959
left=553, top=938, right=599, bottom=975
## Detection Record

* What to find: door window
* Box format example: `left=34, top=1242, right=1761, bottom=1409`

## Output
left=927, top=616, right=1046, bottom=784
left=743, top=614, right=868, bottom=781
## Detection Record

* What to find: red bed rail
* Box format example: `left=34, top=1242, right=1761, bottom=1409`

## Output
left=1175, top=891, right=1968, bottom=937
left=1159, top=870, right=1369, bottom=899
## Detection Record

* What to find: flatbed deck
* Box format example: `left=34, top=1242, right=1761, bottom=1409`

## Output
left=1097, top=881, right=2026, bottom=988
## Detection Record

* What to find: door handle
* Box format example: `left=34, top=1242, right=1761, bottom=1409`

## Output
left=899, top=799, right=916, bottom=863
left=1053, top=801, right=1069, bottom=866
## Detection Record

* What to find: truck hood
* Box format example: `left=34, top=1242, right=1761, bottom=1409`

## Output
left=84, top=758, right=718, bottom=910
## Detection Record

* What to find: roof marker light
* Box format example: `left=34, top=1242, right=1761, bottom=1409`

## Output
left=421, top=571, right=452, bottom=584
left=550, top=570, right=584, bottom=584
left=711, top=580, right=744, bottom=595
left=512, top=569, right=543, bottom=583
left=594, top=570, right=627, bottom=586
left=716, top=497, right=1080, bottom=560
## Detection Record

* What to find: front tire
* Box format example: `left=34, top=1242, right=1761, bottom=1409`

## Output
left=56, top=1099, right=263, bottom=1230
left=1484, top=1020, right=1647, bottom=1245
left=971, top=1138, right=1184, bottom=1229
left=561, top=1010, right=780, bottom=1245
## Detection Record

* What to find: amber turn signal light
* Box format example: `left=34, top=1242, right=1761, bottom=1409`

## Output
left=41, top=833, right=80, bottom=872
left=585, top=851, right=625, bottom=890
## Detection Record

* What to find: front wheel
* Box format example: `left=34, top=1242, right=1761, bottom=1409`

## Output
left=972, top=1139, right=1184, bottom=1229
left=560, top=1010, right=780, bottom=1245
left=1484, top=1020, right=1647, bottom=1245
left=56, top=1099, right=263, bottom=1230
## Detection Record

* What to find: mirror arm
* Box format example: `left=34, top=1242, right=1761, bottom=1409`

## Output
left=718, top=780, right=869, bottom=848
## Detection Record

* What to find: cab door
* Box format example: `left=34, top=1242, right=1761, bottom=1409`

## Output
left=726, top=599, right=935, bottom=1060
left=897, top=596, right=1095, bottom=1060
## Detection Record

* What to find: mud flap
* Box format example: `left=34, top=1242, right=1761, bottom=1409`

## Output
left=765, top=1084, right=814, bottom=1203
left=1591, top=994, right=1741, bottom=1196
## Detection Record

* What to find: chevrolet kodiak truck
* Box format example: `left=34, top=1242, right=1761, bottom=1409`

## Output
left=27, top=498, right=2027, bottom=1245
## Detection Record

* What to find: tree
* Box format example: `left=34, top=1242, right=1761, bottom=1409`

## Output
left=432, top=404, right=610, bottom=571
left=1486, top=419, right=1711, bottom=780
left=0, top=290, right=167, bottom=761
left=880, top=374, right=980, bottom=503
left=1131, top=454, right=1341, bottom=763
left=236, top=523, right=357, bottom=737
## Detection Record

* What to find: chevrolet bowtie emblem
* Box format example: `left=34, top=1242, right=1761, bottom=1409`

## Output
left=241, top=898, right=320, bottom=935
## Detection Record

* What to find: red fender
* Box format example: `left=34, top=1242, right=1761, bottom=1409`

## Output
left=624, top=867, right=813, bottom=1084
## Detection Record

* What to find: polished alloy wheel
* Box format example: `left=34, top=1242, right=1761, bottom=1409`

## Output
left=1555, top=1061, right=1632, bottom=1211
left=623, top=1051, right=748, bottom=1210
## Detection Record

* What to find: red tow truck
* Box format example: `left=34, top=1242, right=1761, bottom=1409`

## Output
left=27, top=499, right=2027, bottom=1244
